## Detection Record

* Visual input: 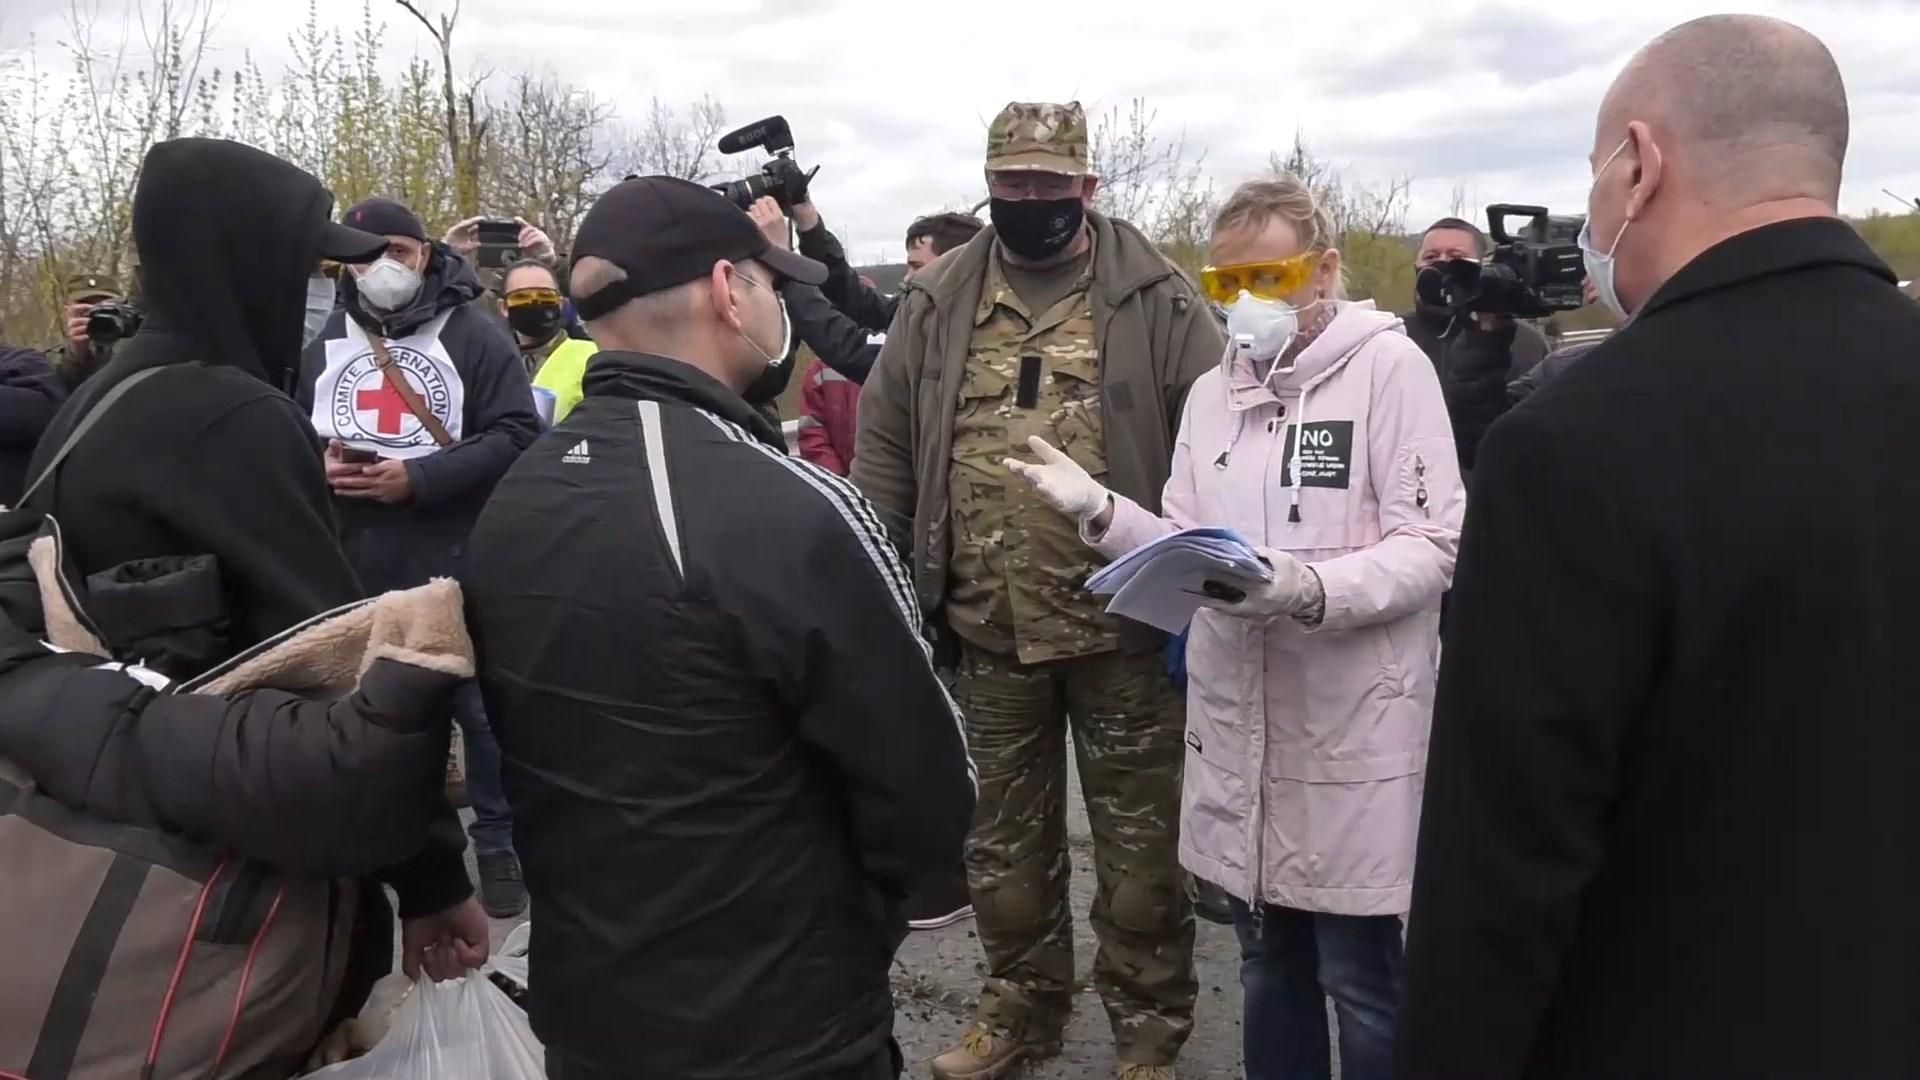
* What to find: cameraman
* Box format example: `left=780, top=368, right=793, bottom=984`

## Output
left=749, top=201, right=981, bottom=475
left=55, top=271, right=126, bottom=391
left=1404, top=218, right=1549, bottom=472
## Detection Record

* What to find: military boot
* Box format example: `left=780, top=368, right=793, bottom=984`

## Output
left=928, top=1024, right=1060, bottom=1079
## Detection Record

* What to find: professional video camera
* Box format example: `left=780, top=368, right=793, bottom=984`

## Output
left=85, top=301, right=143, bottom=346
left=710, top=115, right=818, bottom=211
left=1417, top=204, right=1588, bottom=319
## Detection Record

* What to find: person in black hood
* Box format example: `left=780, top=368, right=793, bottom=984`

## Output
left=1401, top=218, right=1549, bottom=474
left=19, top=136, right=489, bottom=1006
left=296, top=195, right=540, bottom=919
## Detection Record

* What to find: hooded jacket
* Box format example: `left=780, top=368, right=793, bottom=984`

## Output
left=17, top=137, right=471, bottom=938
left=1092, top=303, right=1464, bottom=916
left=462, top=351, right=974, bottom=1080
left=23, top=138, right=363, bottom=672
left=298, top=246, right=540, bottom=567
left=853, top=212, right=1225, bottom=642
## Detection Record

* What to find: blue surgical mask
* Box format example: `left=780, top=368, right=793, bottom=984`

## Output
left=303, top=273, right=335, bottom=347
left=1578, top=137, right=1634, bottom=320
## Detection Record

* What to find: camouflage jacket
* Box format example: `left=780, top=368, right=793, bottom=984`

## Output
left=853, top=211, right=1225, bottom=646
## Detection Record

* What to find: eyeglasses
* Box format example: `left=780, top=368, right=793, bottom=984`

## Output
left=503, top=287, right=562, bottom=309
left=986, top=171, right=1081, bottom=200
left=1198, top=253, right=1322, bottom=306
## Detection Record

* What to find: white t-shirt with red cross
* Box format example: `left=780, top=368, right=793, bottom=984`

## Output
left=310, top=311, right=466, bottom=460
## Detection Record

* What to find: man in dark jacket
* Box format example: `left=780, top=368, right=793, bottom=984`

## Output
left=1402, top=219, right=1549, bottom=472
left=297, top=195, right=540, bottom=919
left=0, top=345, right=66, bottom=504
left=1398, top=16, right=1920, bottom=1079
left=463, top=175, right=975, bottom=1080
left=21, top=137, right=486, bottom=999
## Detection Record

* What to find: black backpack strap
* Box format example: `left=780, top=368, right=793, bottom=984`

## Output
left=16, top=367, right=168, bottom=510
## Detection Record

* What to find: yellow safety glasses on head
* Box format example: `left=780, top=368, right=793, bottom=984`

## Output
left=504, top=286, right=562, bottom=309
left=1198, top=252, right=1322, bottom=306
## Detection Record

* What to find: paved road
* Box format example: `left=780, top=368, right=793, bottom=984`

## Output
left=472, top=756, right=1254, bottom=1078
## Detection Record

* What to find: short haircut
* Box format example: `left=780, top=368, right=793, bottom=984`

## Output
left=1420, top=217, right=1490, bottom=254
left=502, top=258, right=560, bottom=292
left=905, top=212, right=985, bottom=255
left=1213, top=175, right=1336, bottom=254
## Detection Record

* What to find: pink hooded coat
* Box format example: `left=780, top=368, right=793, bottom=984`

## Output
left=1092, top=301, right=1465, bottom=916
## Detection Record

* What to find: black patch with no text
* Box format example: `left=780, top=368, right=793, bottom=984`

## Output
left=1279, top=420, right=1355, bottom=489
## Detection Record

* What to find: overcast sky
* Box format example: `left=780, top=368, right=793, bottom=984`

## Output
left=3, top=0, right=1917, bottom=261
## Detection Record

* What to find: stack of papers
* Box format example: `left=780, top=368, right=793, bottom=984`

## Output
left=1086, top=528, right=1273, bottom=633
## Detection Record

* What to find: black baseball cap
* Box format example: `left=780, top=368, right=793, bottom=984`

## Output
left=318, top=215, right=388, bottom=264
left=342, top=196, right=429, bottom=243
left=570, top=176, right=826, bottom=321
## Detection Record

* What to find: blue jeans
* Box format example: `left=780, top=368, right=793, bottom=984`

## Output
left=455, top=681, right=513, bottom=854
left=1230, top=899, right=1405, bottom=1080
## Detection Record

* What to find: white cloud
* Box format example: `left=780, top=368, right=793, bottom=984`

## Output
left=4, top=0, right=1918, bottom=260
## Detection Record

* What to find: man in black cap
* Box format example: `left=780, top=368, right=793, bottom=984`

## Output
left=295, top=194, right=540, bottom=919
left=461, top=176, right=977, bottom=1080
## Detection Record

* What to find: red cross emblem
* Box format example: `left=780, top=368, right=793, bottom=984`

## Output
left=356, top=378, right=415, bottom=435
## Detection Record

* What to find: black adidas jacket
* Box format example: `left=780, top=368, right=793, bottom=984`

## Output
left=462, top=351, right=975, bottom=1080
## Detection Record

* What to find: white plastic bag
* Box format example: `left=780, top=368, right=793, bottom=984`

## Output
left=490, top=922, right=531, bottom=993
left=306, top=972, right=544, bottom=1079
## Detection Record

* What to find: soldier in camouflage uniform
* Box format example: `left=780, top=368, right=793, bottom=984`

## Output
left=852, top=102, right=1227, bottom=1080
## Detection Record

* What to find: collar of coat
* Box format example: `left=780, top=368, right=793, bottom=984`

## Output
left=905, top=209, right=1183, bottom=317
left=1639, top=216, right=1896, bottom=320
left=579, top=350, right=787, bottom=450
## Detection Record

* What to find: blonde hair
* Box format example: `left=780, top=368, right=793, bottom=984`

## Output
left=1212, top=175, right=1348, bottom=300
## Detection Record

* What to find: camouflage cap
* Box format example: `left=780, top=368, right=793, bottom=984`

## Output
left=986, top=101, right=1091, bottom=176
left=65, top=271, right=120, bottom=302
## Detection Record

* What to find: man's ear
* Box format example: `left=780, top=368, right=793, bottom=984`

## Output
left=1625, top=120, right=1664, bottom=220
left=709, top=261, right=741, bottom=330
left=1081, top=175, right=1101, bottom=209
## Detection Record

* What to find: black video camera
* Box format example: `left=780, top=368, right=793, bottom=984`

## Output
left=85, top=301, right=143, bottom=345
left=1418, top=204, right=1588, bottom=319
left=710, top=115, right=818, bottom=211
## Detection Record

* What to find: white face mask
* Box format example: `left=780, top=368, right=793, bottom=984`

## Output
left=302, top=274, right=335, bottom=347
left=1579, top=137, right=1634, bottom=320
left=736, top=273, right=792, bottom=369
left=1225, top=290, right=1301, bottom=365
left=355, top=256, right=422, bottom=313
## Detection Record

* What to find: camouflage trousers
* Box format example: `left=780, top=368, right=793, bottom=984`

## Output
left=954, top=643, right=1196, bottom=1066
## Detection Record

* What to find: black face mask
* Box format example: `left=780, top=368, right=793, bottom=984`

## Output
left=508, top=304, right=564, bottom=342
left=990, top=195, right=1085, bottom=262
left=741, top=353, right=795, bottom=406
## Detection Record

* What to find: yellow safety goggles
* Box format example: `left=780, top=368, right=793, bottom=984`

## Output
left=503, top=287, right=562, bottom=309
left=1198, top=253, right=1321, bottom=306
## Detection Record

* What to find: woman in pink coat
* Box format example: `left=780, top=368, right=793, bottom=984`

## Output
left=1009, top=176, right=1465, bottom=1080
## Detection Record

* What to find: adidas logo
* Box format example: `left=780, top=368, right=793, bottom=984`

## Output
left=562, top=440, right=591, bottom=465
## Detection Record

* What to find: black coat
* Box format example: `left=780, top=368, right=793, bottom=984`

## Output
left=783, top=281, right=880, bottom=385
left=798, top=219, right=898, bottom=332
left=1402, top=310, right=1548, bottom=472
left=462, top=352, right=974, bottom=1080
left=1398, top=218, right=1920, bottom=1079
left=0, top=346, right=66, bottom=504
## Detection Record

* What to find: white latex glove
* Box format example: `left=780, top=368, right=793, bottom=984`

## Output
left=1005, top=436, right=1111, bottom=521
left=1201, top=546, right=1324, bottom=623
